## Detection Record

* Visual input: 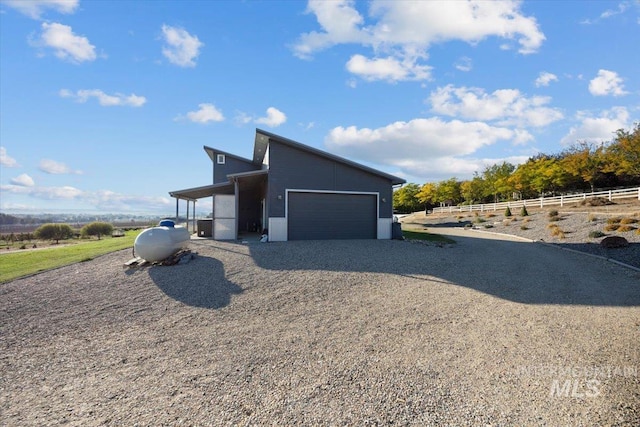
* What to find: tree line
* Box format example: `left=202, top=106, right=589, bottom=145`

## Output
left=394, top=123, right=640, bottom=213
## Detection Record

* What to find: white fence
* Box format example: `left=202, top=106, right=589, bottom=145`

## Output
left=431, top=187, right=640, bottom=214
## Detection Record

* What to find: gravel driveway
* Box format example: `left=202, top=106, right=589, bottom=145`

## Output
left=1, top=236, right=639, bottom=425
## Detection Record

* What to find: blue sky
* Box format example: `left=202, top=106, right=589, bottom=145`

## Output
left=1, top=0, right=638, bottom=215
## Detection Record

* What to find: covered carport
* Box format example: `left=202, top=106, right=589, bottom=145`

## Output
left=169, top=170, right=267, bottom=240
left=169, top=182, right=234, bottom=236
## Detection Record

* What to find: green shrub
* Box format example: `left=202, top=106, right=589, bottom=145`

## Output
left=504, top=207, right=512, bottom=217
left=81, top=222, right=114, bottom=240
left=588, top=231, right=605, bottom=238
left=520, top=225, right=528, bottom=230
left=548, top=210, right=559, bottom=218
left=483, top=224, right=494, bottom=228
left=520, top=206, right=529, bottom=216
left=35, top=223, right=74, bottom=244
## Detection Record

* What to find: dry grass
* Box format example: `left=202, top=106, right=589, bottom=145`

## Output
left=587, top=213, right=598, bottom=222
left=620, top=218, right=638, bottom=225
left=604, top=224, right=621, bottom=232
left=617, top=225, right=636, bottom=233
left=607, top=217, right=622, bottom=225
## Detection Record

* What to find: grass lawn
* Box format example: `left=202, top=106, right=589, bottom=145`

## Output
left=402, top=229, right=456, bottom=244
left=0, top=230, right=140, bottom=283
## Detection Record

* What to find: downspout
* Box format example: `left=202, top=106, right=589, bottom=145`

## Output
left=233, top=177, right=239, bottom=240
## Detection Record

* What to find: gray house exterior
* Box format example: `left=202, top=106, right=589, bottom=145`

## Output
left=170, top=129, right=405, bottom=241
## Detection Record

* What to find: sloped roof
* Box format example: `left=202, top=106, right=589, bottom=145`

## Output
left=252, top=129, right=406, bottom=185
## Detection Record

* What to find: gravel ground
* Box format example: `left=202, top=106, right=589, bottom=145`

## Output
left=1, top=237, right=639, bottom=426
left=405, top=208, right=640, bottom=269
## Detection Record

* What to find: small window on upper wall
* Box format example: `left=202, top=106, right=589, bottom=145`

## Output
left=217, top=154, right=225, bottom=164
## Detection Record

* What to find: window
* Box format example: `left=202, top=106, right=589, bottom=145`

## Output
left=217, top=154, right=225, bottom=164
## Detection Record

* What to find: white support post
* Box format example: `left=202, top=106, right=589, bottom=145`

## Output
left=560, top=195, right=563, bottom=207
left=608, top=190, right=612, bottom=201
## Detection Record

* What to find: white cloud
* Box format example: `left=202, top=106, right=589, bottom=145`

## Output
left=255, top=107, right=287, bottom=127
left=428, top=85, right=563, bottom=127
left=3, top=0, right=78, bottom=19
left=10, top=173, right=35, bottom=187
left=325, top=118, right=532, bottom=179
left=0, top=147, right=19, bottom=167
left=535, top=71, right=558, bottom=87
left=60, top=89, right=146, bottom=107
left=345, top=54, right=432, bottom=82
left=454, top=56, right=473, bottom=72
left=39, top=159, right=82, bottom=175
left=588, top=69, right=628, bottom=96
left=161, top=25, right=203, bottom=67
left=0, top=184, right=171, bottom=212
left=183, top=103, right=224, bottom=124
left=293, top=0, right=544, bottom=82
left=601, top=2, right=630, bottom=19
left=292, top=0, right=368, bottom=59
left=0, top=184, right=83, bottom=200
left=34, top=22, right=97, bottom=63
left=560, top=107, right=630, bottom=146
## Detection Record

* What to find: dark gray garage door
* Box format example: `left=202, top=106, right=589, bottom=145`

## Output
left=288, top=192, right=377, bottom=240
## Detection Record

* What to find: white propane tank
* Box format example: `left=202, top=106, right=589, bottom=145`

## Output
left=134, top=220, right=190, bottom=262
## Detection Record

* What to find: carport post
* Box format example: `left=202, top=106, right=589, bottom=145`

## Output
left=175, top=198, right=179, bottom=223
left=186, top=199, right=190, bottom=231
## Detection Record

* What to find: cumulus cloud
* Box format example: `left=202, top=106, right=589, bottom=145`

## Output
left=39, top=159, right=82, bottom=175
left=323, top=117, right=534, bottom=179
left=560, top=107, right=630, bottom=146
left=345, top=54, right=432, bottom=82
left=59, top=89, right=146, bottom=107
left=588, top=69, right=628, bottom=96
left=161, top=25, right=203, bottom=67
left=3, top=0, right=78, bottom=19
left=535, top=71, right=558, bottom=87
left=10, top=173, right=35, bottom=187
left=182, top=103, right=225, bottom=124
left=33, top=22, right=97, bottom=63
left=0, top=147, right=19, bottom=167
left=428, top=85, right=563, bottom=128
left=255, top=107, right=287, bottom=127
left=293, top=1, right=544, bottom=82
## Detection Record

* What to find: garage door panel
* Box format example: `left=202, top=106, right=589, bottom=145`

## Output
left=288, top=192, right=376, bottom=240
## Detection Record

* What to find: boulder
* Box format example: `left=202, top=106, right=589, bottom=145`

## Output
left=600, top=236, right=629, bottom=249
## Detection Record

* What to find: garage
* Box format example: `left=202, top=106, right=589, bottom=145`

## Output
left=287, top=191, right=377, bottom=240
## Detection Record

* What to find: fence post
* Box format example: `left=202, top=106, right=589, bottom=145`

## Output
left=608, top=190, right=612, bottom=201
left=638, top=187, right=639, bottom=200
left=560, top=195, right=563, bottom=207
left=540, top=197, right=543, bottom=208
left=481, top=204, right=484, bottom=212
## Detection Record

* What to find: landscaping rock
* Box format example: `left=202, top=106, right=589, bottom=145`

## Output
left=600, top=236, right=630, bottom=249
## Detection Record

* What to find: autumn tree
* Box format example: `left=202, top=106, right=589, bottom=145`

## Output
left=435, top=178, right=462, bottom=206
left=605, top=123, right=640, bottom=179
left=482, top=162, right=515, bottom=202
left=416, top=182, right=437, bottom=209
left=393, top=183, right=422, bottom=213
left=562, top=142, right=606, bottom=192
left=460, top=175, right=485, bottom=204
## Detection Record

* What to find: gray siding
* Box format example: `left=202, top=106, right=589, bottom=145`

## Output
left=288, top=192, right=376, bottom=240
left=267, top=141, right=394, bottom=218
left=213, top=152, right=259, bottom=184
